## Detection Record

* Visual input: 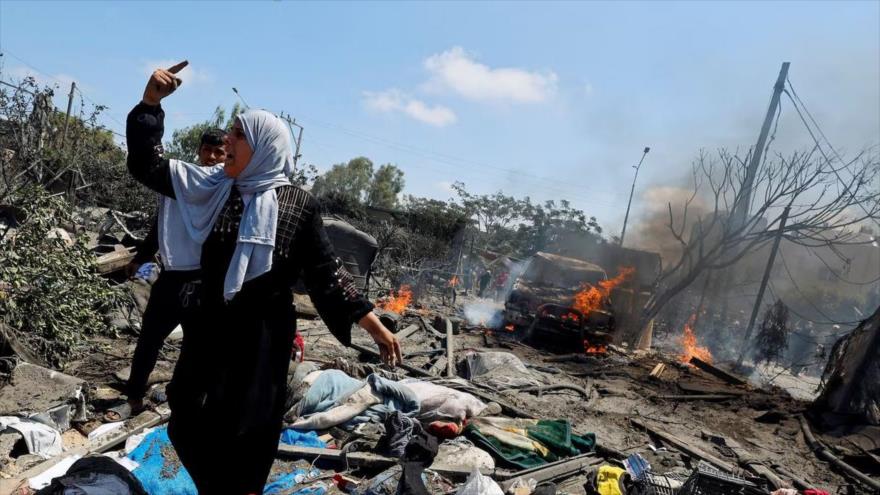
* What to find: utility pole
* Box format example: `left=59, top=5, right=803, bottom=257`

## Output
left=713, top=62, right=790, bottom=334
left=619, top=146, right=650, bottom=246
left=733, top=62, right=790, bottom=225
left=60, top=81, right=76, bottom=149
left=736, top=205, right=790, bottom=366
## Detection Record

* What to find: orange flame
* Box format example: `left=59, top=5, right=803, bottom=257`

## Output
left=679, top=314, right=712, bottom=364
left=378, top=285, right=412, bottom=314
left=448, top=276, right=459, bottom=287
left=583, top=340, right=607, bottom=355
left=504, top=324, right=515, bottom=332
left=572, top=266, right=635, bottom=316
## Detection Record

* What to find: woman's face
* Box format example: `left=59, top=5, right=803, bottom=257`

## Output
left=223, top=119, right=253, bottom=178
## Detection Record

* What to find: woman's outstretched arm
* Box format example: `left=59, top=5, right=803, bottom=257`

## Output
left=126, top=61, right=189, bottom=196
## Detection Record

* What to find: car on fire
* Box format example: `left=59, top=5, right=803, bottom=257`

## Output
left=503, top=252, right=616, bottom=350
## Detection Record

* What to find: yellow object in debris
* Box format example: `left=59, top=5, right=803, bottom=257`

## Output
left=596, top=465, right=627, bottom=495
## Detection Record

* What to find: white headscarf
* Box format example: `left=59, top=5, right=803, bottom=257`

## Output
left=158, top=109, right=294, bottom=300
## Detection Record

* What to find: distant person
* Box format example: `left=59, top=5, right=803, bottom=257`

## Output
left=106, top=128, right=227, bottom=422
left=494, top=270, right=509, bottom=301
left=478, top=269, right=492, bottom=298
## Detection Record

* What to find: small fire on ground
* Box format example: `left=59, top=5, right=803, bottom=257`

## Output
left=378, top=285, right=412, bottom=314
left=572, top=266, right=635, bottom=316
left=679, top=314, right=713, bottom=364
left=583, top=340, right=607, bottom=355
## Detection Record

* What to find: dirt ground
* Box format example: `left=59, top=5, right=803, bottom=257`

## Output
left=5, top=290, right=875, bottom=494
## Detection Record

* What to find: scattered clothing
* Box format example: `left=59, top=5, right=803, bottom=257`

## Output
left=398, top=429, right=439, bottom=495
left=586, top=466, right=630, bottom=495
left=280, top=429, right=328, bottom=448
left=291, top=371, right=419, bottom=430
left=29, top=456, right=82, bottom=490
left=380, top=411, right=422, bottom=458
left=127, top=426, right=196, bottom=495
left=770, top=490, right=799, bottom=495
left=401, top=380, right=487, bottom=422
left=465, top=418, right=596, bottom=469
left=34, top=455, right=147, bottom=495
left=0, top=416, right=62, bottom=458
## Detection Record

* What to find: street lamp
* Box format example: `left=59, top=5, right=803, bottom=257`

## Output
left=619, top=147, right=650, bottom=247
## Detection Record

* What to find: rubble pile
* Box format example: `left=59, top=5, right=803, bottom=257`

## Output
left=0, top=207, right=877, bottom=495
left=0, top=280, right=877, bottom=494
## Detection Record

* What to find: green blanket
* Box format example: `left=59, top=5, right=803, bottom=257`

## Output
left=465, top=419, right=596, bottom=470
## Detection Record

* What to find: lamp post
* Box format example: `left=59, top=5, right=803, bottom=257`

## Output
left=619, top=147, right=650, bottom=246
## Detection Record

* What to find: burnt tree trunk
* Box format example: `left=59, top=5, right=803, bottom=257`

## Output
left=813, top=305, right=880, bottom=425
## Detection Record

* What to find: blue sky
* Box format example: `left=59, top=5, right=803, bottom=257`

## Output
left=1, top=1, right=878, bottom=237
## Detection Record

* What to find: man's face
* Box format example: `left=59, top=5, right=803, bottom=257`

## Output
left=198, top=143, right=227, bottom=166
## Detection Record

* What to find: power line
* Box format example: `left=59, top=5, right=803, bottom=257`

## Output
left=0, top=50, right=127, bottom=138
left=292, top=113, right=620, bottom=198
left=772, top=250, right=866, bottom=325
left=807, top=248, right=880, bottom=286
left=783, top=76, right=880, bottom=227
left=767, top=282, right=862, bottom=326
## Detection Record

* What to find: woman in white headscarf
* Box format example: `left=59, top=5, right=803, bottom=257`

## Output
left=127, top=61, right=401, bottom=494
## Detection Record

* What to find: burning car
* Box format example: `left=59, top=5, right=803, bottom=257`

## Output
left=503, top=252, right=634, bottom=352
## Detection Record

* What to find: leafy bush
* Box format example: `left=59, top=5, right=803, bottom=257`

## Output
left=0, top=188, right=125, bottom=366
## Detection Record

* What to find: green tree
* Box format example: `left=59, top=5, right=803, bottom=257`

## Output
left=311, top=156, right=374, bottom=201
left=163, top=103, right=242, bottom=161
left=367, top=163, right=405, bottom=208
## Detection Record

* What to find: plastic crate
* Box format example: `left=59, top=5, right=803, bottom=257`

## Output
left=678, top=461, right=759, bottom=495
left=633, top=471, right=689, bottom=495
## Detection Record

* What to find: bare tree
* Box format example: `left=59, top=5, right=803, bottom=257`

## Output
left=640, top=147, right=880, bottom=332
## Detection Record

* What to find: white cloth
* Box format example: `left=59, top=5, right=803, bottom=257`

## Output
left=0, top=416, right=62, bottom=458
left=28, top=455, right=81, bottom=489
left=401, top=380, right=487, bottom=422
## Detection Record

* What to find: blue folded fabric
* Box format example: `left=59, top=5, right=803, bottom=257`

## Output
left=280, top=429, right=328, bottom=448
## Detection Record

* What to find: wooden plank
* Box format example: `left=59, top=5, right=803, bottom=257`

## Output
left=655, top=394, right=739, bottom=401
left=630, top=418, right=738, bottom=473
left=499, top=454, right=602, bottom=489
left=688, top=356, right=747, bottom=386
left=445, top=317, right=455, bottom=377
left=427, top=357, right=447, bottom=376
left=95, top=247, right=136, bottom=274
left=276, top=444, right=494, bottom=477
left=396, top=324, right=421, bottom=340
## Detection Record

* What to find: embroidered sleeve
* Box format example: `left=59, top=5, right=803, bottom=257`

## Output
left=299, top=194, right=374, bottom=346
left=126, top=102, right=175, bottom=198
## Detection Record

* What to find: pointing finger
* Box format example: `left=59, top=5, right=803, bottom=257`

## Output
left=167, top=60, right=189, bottom=74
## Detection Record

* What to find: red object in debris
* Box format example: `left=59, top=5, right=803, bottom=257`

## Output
left=334, top=474, right=360, bottom=493
left=428, top=420, right=464, bottom=439
left=294, top=331, right=305, bottom=362
left=804, top=490, right=830, bottom=495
